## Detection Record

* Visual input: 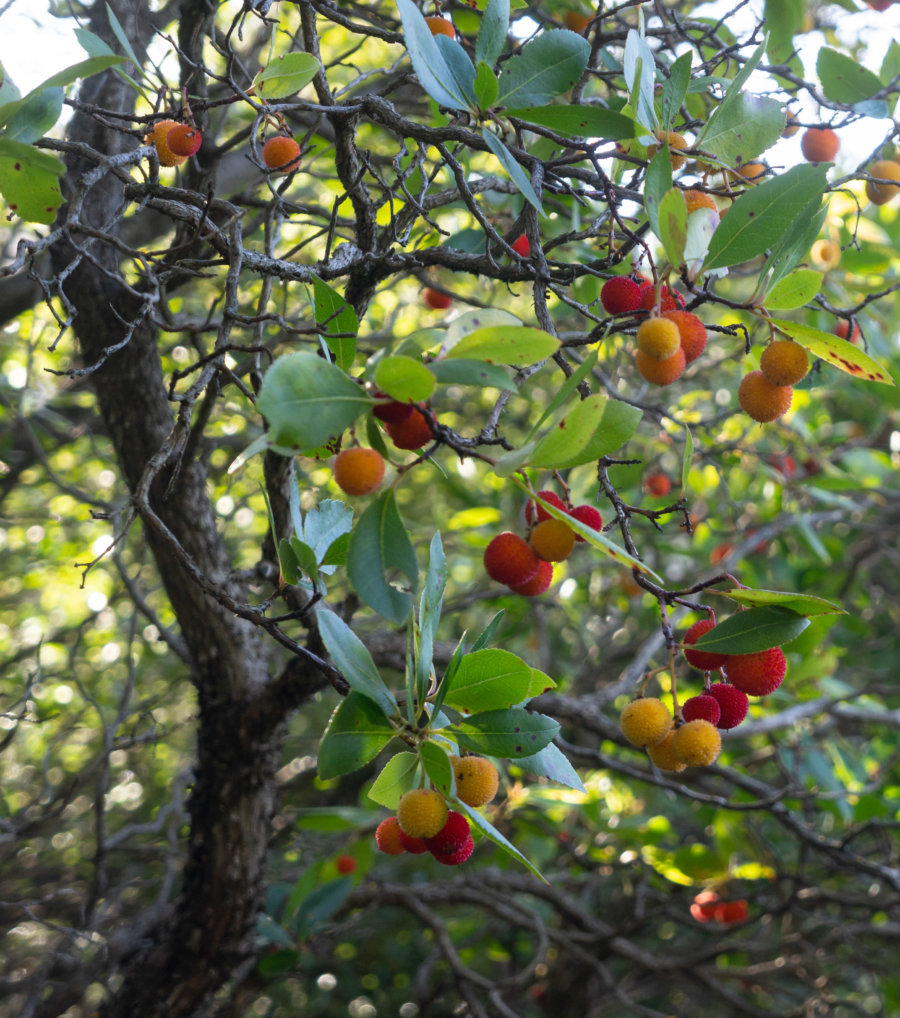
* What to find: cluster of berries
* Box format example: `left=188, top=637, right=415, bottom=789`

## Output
left=144, top=119, right=203, bottom=167
left=372, top=397, right=434, bottom=451
left=374, top=756, right=499, bottom=866
left=738, top=339, right=809, bottom=424
left=483, top=489, right=603, bottom=597
left=690, top=889, right=749, bottom=925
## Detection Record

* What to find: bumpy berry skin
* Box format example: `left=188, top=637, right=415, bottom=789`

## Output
left=262, top=135, right=302, bottom=173
left=166, top=124, right=202, bottom=157
left=638, top=281, right=684, bottom=312
left=397, top=789, right=449, bottom=839
left=423, top=287, right=452, bottom=310
left=644, top=472, right=672, bottom=497
left=648, top=130, right=689, bottom=170
left=452, top=756, right=500, bottom=807
left=384, top=405, right=433, bottom=449
left=801, top=127, right=840, bottom=163
left=865, top=160, right=900, bottom=205
left=601, top=276, right=642, bottom=315
left=635, top=347, right=685, bottom=386
left=425, top=15, right=454, bottom=37
left=373, top=397, right=414, bottom=424
left=145, top=120, right=188, bottom=167
left=683, top=188, right=718, bottom=215
left=425, top=810, right=471, bottom=855
left=569, top=504, right=603, bottom=542
left=525, top=489, right=566, bottom=526
left=509, top=559, right=553, bottom=597
left=432, top=833, right=475, bottom=865
left=663, top=310, right=707, bottom=364
left=333, top=447, right=385, bottom=496
left=723, top=646, right=786, bottom=696
left=511, top=234, right=530, bottom=257
left=620, top=697, right=673, bottom=748
left=336, top=854, right=357, bottom=874
left=637, top=316, right=682, bottom=360
left=484, top=532, right=541, bottom=587
left=738, top=370, right=792, bottom=423
left=683, top=620, right=729, bottom=672
left=729, top=161, right=766, bottom=184
left=681, top=694, right=721, bottom=726
left=398, top=830, right=428, bottom=854
left=647, top=730, right=687, bottom=773
left=671, top=719, right=722, bottom=766
left=707, top=682, right=749, bottom=729
left=760, top=340, right=809, bottom=387
left=375, top=816, right=406, bottom=855
left=835, top=319, right=861, bottom=345
left=529, top=518, right=576, bottom=563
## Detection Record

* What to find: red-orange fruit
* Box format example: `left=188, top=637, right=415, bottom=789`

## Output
left=262, top=135, right=302, bottom=173
left=484, top=532, right=541, bottom=587
left=729, top=161, right=767, bottom=184
left=716, top=899, right=749, bottom=924
left=648, top=130, right=689, bottom=170
left=383, top=405, right=433, bottom=449
left=564, top=10, right=591, bottom=32
left=707, top=682, right=749, bottom=730
left=375, top=816, right=405, bottom=855
left=662, top=310, right=707, bottom=364
left=335, top=854, right=357, bottom=874
left=511, top=233, right=530, bottom=257
left=509, top=559, right=553, bottom=596
left=425, top=15, right=455, bottom=37
left=637, top=316, right=681, bottom=360
left=682, top=619, right=728, bottom=672
left=801, top=127, right=840, bottom=163
left=423, top=287, right=452, bottom=310
left=738, top=370, right=792, bottom=423
left=166, top=124, right=202, bottom=157
left=865, top=160, right=900, bottom=205
left=569, top=504, right=602, bottom=542
left=635, top=347, right=686, bottom=386
left=683, top=188, right=718, bottom=215
left=145, top=119, right=188, bottom=167
left=333, top=447, right=385, bottom=496
left=525, top=489, right=566, bottom=526
left=425, top=810, right=471, bottom=855
left=638, top=281, right=684, bottom=312
left=782, top=110, right=801, bottom=138
left=723, top=646, right=786, bottom=696
left=397, top=830, right=428, bottom=854
left=529, top=518, right=576, bottom=563
left=835, top=319, right=861, bottom=344
left=372, top=396, right=414, bottom=424
left=691, top=890, right=721, bottom=922
left=760, top=340, right=809, bottom=387
left=644, top=472, right=672, bottom=497
left=601, top=276, right=642, bottom=315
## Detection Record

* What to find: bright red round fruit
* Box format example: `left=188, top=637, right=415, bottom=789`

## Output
left=569, top=503, right=603, bottom=542
left=336, top=854, right=357, bottom=874
left=484, top=532, right=540, bottom=587
left=372, top=396, right=414, bottom=424
left=423, top=287, right=452, bottom=310
left=383, top=405, right=433, bottom=449
left=681, top=694, right=721, bottom=725
left=525, top=489, right=566, bottom=525
left=431, top=832, right=474, bottom=865
left=425, top=810, right=470, bottom=856
left=707, top=682, right=749, bottom=730
left=398, top=829, right=428, bottom=854
left=508, top=558, right=553, bottom=597
left=644, top=472, right=672, bottom=497
left=639, top=281, right=684, bottom=312
left=166, top=124, right=202, bottom=157
left=600, top=276, right=642, bottom=315
left=511, top=234, right=530, bottom=257
left=723, top=646, right=786, bottom=696
left=682, top=619, right=728, bottom=672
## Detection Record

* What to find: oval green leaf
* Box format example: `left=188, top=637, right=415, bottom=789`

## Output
left=446, top=325, right=559, bottom=365
left=764, top=269, right=822, bottom=310
left=530, top=394, right=607, bottom=468
left=691, top=605, right=810, bottom=654
left=767, top=318, right=895, bottom=386
left=496, top=30, right=590, bottom=108
left=504, top=104, right=635, bottom=140
left=317, top=693, right=396, bottom=780
left=368, top=752, right=419, bottom=808
left=374, top=355, right=436, bottom=402
left=452, top=707, right=560, bottom=758
left=254, top=52, right=321, bottom=98
left=444, top=648, right=533, bottom=713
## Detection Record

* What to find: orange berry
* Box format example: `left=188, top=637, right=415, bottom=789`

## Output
left=729, top=161, right=767, bottom=184
left=738, top=370, right=792, bottom=423
left=835, top=319, right=861, bottom=344
left=662, top=310, right=707, bottom=364
left=648, top=130, right=689, bottom=170
left=397, top=789, right=448, bottom=839
left=383, top=405, right=433, bottom=449
left=759, top=340, right=809, bottom=387
left=145, top=119, right=188, bottom=167
left=671, top=719, right=722, bottom=766
left=423, top=287, right=452, bottom=310
left=865, top=160, right=900, bottom=205
left=620, top=697, right=673, bottom=748
left=262, top=135, right=302, bottom=173
left=782, top=110, right=801, bottom=138
left=564, top=10, right=591, bottom=32
left=166, top=124, right=202, bottom=157
left=333, top=447, right=385, bottom=496
left=682, top=188, right=718, bottom=216
left=643, top=472, right=672, bottom=497
left=801, top=127, right=840, bottom=163
left=484, top=532, right=541, bottom=587
left=647, top=729, right=686, bottom=773
left=452, top=756, right=500, bottom=807
left=529, top=517, right=575, bottom=562
left=424, top=15, right=454, bottom=37
left=637, top=316, right=681, bottom=360
left=635, top=346, right=686, bottom=386
left=375, top=816, right=406, bottom=855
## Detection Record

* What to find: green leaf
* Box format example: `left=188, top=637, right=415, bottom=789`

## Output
left=452, top=707, right=559, bottom=758
left=716, top=588, right=846, bottom=617
left=762, top=199, right=827, bottom=293
left=456, top=800, right=548, bottom=882
left=703, top=164, right=828, bottom=272
left=417, top=531, right=447, bottom=695
left=764, top=269, right=822, bottom=310
left=681, top=424, right=693, bottom=493
left=1, top=87, right=63, bottom=143
left=316, top=608, right=399, bottom=717
left=691, top=605, right=810, bottom=654
left=0, top=139, right=64, bottom=224
left=288, top=536, right=319, bottom=584
left=481, top=127, right=543, bottom=214
left=257, top=352, right=374, bottom=450
left=552, top=396, right=642, bottom=469
left=526, top=667, right=556, bottom=698
left=816, top=47, right=885, bottom=105
left=766, top=317, right=895, bottom=386
left=504, top=104, right=635, bottom=140
left=446, top=325, right=559, bottom=365
left=421, top=740, right=455, bottom=798
left=623, top=29, right=658, bottom=133
left=347, top=490, right=418, bottom=625
left=292, top=878, right=353, bottom=936
left=312, top=276, right=358, bottom=371
left=644, top=149, right=673, bottom=241
left=516, top=742, right=585, bottom=792
left=298, top=498, right=354, bottom=565
left=697, top=93, right=785, bottom=167
left=429, top=358, right=515, bottom=390
left=496, top=29, right=589, bottom=108
left=277, top=538, right=302, bottom=585
left=368, top=752, right=419, bottom=808
left=684, top=206, right=718, bottom=280
left=661, top=51, right=693, bottom=132
left=0, top=61, right=21, bottom=111
left=695, top=40, right=766, bottom=149
left=470, top=610, right=505, bottom=653
left=30, top=55, right=126, bottom=92
left=445, top=308, right=519, bottom=348
left=657, top=188, right=688, bottom=268
left=434, top=35, right=477, bottom=107
left=396, top=0, right=470, bottom=111
left=374, top=355, right=435, bottom=403
left=317, top=693, right=396, bottom=780
left=254, top=52, right=321, bottom=98
left=529, top=394, right=608, bottom=468
left=475, top=0, right=509, bottom=67
left=474, top=61, right=500, bottom=110
left=443, top=648, right=533, bottom=713
left=880, top=40, right=900, bottom=85
left=764, top=0, right=806, bottom=64
left=106, top=2, right=143, bottom=71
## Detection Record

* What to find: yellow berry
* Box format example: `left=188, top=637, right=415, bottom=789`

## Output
left=647, top=729, right=687, bottom=773
left=620, top=697, right=673, bottom=748
left=637, top=316, right=681, bottom=360
left=529, top=518, right=576, bottom=562
left=759, top=341, right=809, bottom=387
left=865, top=160, right=900, bottom=206
left=648, top=130, right=689, bottom=170
left=397, top=789, right=449, bottom=839
left=671, top=719, right=722, bottom=766
left=452, top=755, right=499, bottom=807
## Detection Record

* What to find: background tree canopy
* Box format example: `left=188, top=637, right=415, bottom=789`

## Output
left=2, top=0, right=900, bottom=1016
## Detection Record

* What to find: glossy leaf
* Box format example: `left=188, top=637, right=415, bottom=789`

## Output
left=446, top=325, right=559, bottom=365
left=374, top=355, right=436, bottom=403
left=644, top=149, right=673, bottom=242
left=317, top=693, right=396, bottom=780
left=298, top=498, right=354, bottom=565
left=623, top=29, right=658, bottom=133
left=347, top=490, right=418, bottom=624
left=434, top=35, right=477, bottom=107
left=254, top=52, right=321, bottom=98
left=552, top=396, right=643, bottom=469
left=0, top=138, right=65, bottom=224
left=657, top=188, right=688, bottom=268
left=661, top=51, right=692, bottom=132
left=396, top=0, right=470, bottom=111
left=368, top=752, right=419, bottom=808
left=456, top=800, right=548, bottom=882
left=764, top=0, right=805, bottom=64
left=699, top=93, right=785, bottom=167
left=764, top=269, right=822, bottom=310
left=474, top=61, right=500, bottom=109
left=481, top=127, right=543, bottom=214
left=475, top=0, right=509, bottom=67
left=312, top=275, right=358, bottom=371
left=1, top=86, right=63, bottom=143
left=516, top=742, right=586, bottom=792
left=692, top=605, right=810, bottom=654
left=767, top=318, right=895, bottom=386
left=421, top=740, right=455, bottom=798
left=529, top=394, right=608, bottom=469
left=496, top=30, right=589, bottom=108
left=504, top=104, right=635, bottom=140
left=717, top=588, right=846, bottom=617
left=443, top=648, right=533, bottom=713
left=452, top=707, right=560, bottom=758
left=316, top=608, right=399, bottom=717
left=429, top=357, right=516, bottom=390
left=816, top=47, right=884, bottom=105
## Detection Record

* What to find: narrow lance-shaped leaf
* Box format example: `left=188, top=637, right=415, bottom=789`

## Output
left=504, top=105, right=635, bottom=140
left=661, top=51, right=692, bottom=132
left=715, top=588, right=846, bottom=617
left=316, top=608, right=399, bottom=717
left=317, top=693, right=397, bottom=780
left=312, top=275, right=358, bottom=371
left=767, top=318, right=894, bottom=386
left=456, top=800, right=548, bottom=883
left=396, top=0, right=470, bottom=111
left=475, top=0, right=510, bottom=67
left=481, top=127, right=544, bottom=215
left=434, top=34, right=477, bottom=107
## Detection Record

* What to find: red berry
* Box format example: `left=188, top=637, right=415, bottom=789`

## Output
left=383, top=405, right=433, bottom=449
left=723, top=647, right=786, bottom=696
left=600, top=276, right=642, bottom=315
left=484, top=532, right=540, bottom=587
left=425, top=811, right=470, bottom=856
left=644, top=472, right=672, bottom=497
left=508, top=558, right=553, bottom=597
left=336, top=854, right=357, bottom=874
left=525, top=489, right=566, bottom=525
left=372, top=397, right=415, bottom=424
left=681, top=694, right=721, bottom=725
left=166, top=124, right=202, bottom=157
left=398, top=829, right=429, bottom=854
left=423, top=287, right=452, bottom=310
left=639, top=281, right=684, bottom=312
left=431, top=832, right=475, bottom=865
left=716, top=899, right=749, bottom=924
left=707, top=683, right=749, bottom=730
left=682, top=620, right=728, bottom=672
left=690, top=889, right=721, bottom=922
left=375, top=816, right=405, bottom=855
left=569, top=504, right=603, bottom=542
left=511, top=234, right=530, bottom=257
